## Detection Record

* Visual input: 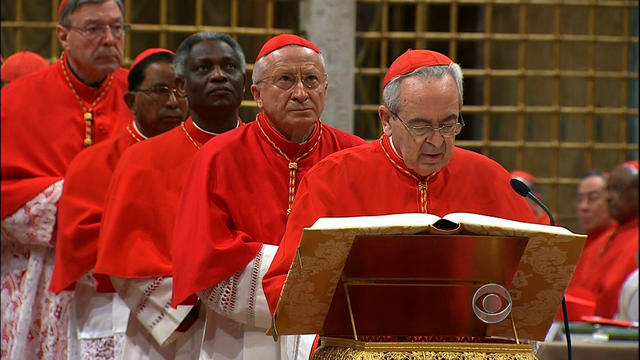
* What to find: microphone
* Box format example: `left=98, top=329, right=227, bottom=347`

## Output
left=510, top=177, right=571, bottom=360
left=509, top=178, right=555, bottom=226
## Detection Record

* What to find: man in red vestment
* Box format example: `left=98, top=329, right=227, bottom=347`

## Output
left=263, top=49, right=538, bottom=318
left=170, top=34, right=365, bottom=359
left=93, top=32, right=246, bottom=359
left=576, top=170, right=616, bottom=246
left=1, top=1, right=131, bottom=358
left=49, top=48, right=187, bottom=359
left=511, top=170, right=552, bottom=225
left=566, top=160, right=638, bottom=319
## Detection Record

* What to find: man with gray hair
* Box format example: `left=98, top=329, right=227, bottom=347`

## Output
left=92, top=31, right=246, bottom=359
left=171, top=34, right=365, bottom=359
left=263, top=49, right=538, bottom=332
left=1, top=0, right=131, bottom=358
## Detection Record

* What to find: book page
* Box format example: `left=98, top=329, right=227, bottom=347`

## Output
left=443, top=212, right=576, bottom=236
left=310, top=212, right=441, bottom=230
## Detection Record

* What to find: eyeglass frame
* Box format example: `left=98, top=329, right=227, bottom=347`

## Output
left=134, top=85, right=187, bottom=103
left=256, top=72, right=327, bottom=91
left=390, top=110, right=465, bottom=138
left=68, top=23, right=131, bottom=41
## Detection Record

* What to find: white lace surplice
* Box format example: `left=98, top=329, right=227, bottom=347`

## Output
left=111, top=275, right=204, bottom=360
left=1, top=181, right=71, bottom=360
left=197, top=244, right=315, bottom=360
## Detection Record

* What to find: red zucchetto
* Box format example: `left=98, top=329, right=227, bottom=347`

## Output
left=58, top=0, right=68, bottom=17
left=255, top=34, right=321, bottom=62
left=382, top=49, right=453, bottom=89
left=1, top=51, right=49, bottom=83
left=129, top=48, right=175, bottom=73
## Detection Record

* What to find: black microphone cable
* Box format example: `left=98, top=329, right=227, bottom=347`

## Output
left=510, top=178, right=573, bottom=360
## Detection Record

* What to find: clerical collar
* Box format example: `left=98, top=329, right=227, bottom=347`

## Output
left=389, top=135, right=399, bottom=156
left=192, top=118, right=240, bottom=135
left=132, top=121, right=149, bottom=140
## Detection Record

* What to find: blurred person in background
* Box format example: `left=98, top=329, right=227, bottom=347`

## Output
left=1, top=50, right=49, bottom=86
left=565, top=160, right=638, bottom=320
left=575, top=169, right=616, bottom=247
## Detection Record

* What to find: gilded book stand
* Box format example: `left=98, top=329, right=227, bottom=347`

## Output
left=267, top=213, right=586, bottom=360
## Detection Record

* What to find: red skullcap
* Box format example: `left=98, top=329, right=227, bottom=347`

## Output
left=624, top=160, right=639, bottom=171
left=58, top=0, right=68, bottom=17
left=382, top=49, right=453, bottom=89
left=130, top=48, right=175, bottom=74
left=1, top=51, right=49, bottom=83
left=255, top=34, right=320, bottom=62
left=510, top=170, right=538, bottom=185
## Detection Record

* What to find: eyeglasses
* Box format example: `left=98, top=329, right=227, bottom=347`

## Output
left=69, top=24, right=130, bottom=41
left=136, top=86, right=187, bottom=103
left=257, top=73, right=326, bottom=91
left=391, top=111, right=464, bottom=138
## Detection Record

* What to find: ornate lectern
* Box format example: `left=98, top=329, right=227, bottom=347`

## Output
left=268, top=213, right=586, bottom=360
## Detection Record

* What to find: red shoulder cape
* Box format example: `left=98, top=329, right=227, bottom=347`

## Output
left=1, top=56, right=131, bottom=219
left=93, top=118, right=214, bottom=291
left=49, top=123, right=143, bottom=293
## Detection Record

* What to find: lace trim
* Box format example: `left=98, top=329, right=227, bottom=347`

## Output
left=247, top=251, right=262, bottom=325
left=1, top=242, right=73, bottom=359
left=1, top=180, right=63, bottom=247
left=136, top=277, right=163, bottom=314
left=205, top=272, right=240, bottom=316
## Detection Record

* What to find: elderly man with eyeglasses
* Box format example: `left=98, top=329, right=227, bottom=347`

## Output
left=262, top=49, right=538, bottom=326
left=48, top=48, right=187, bottom=359
left=169, top=34, right=365, bottom=359
left=1, top=0, right=132, bottom=358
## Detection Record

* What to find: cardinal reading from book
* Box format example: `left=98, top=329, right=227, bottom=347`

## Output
left=263, top=48, right=539, bottom=313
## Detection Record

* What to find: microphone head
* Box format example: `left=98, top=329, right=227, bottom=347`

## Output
left=510, top=178, right=531, bottom=197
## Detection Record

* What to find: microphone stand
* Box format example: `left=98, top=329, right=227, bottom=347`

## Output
left=511, top=179, right=573, bottom=360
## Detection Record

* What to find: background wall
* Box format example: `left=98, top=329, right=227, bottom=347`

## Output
left=2, top=0, right=638, bottom=232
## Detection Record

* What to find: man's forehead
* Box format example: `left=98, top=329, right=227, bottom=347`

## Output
left=189, top=40, right=237, bottom=60
left=266, top=47, right=323, bottom=66
left=268, top=61, right=323, bottom=73
left=71, top=1, right=123, bottom=22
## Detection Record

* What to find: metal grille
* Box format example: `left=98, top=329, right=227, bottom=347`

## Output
left=2, top=0, right=638, bottom=232
left=354, top=0, right=638, bottom=230
left=0, top=0, right=301, bottom=123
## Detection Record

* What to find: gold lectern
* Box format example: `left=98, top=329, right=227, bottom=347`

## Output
left=268, top=213, right=586, bottom=360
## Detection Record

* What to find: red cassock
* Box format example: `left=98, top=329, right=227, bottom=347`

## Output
left=49, top=122, right=144, bottom=293
left=171, top=113, right=365, bottom=307
left=1, top=57, right=131, bottom=219
left=565, top=217, right=639, bottom=318
left=93, top=118, right=215, bottom=291
left=262, top=136, right=539, bottom=313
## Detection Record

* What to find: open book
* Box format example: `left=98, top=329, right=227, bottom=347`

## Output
left=269, top=212, right=586, bottom=342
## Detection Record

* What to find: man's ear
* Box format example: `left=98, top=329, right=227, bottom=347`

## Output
left=124, top=92, right=136, bottom=114
left=379, top=105, right=393, bottom=136
left=56, top=25, right=70, bottom=51
left=250, top=84, right=263, bottom=109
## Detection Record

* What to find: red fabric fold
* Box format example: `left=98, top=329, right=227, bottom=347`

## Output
left=50, top=122, right=142, bottom=293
